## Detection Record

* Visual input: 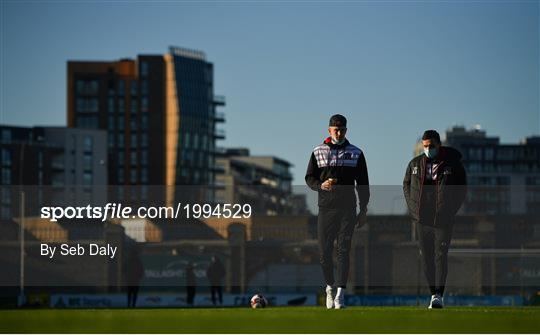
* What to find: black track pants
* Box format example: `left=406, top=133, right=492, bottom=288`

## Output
left=317, top=207, right=356, bottom=287
left=417, top=217, right=454, bottom=296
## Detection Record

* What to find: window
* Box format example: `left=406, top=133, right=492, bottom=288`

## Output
left=141, top=168, right=148, bottom=183
left=1, top=168, right=11, bottom=184
left=76, top=98, right=98, bottom=113
left=117, top=134, right=124, bottom=148
left=467, top=147, right=482, bottom=160
left=1, top=205, right=11, bottom=220
left=130, top=151, right=137, bottom=166
left=107, top=80, right=115, bottom=96
left=118, top=151, right=124, bottom=166
left=117, top=186, right=124, bottom=199
left=89, top=80, right=98, bottom=94
left=141, top=80, right=148, bottom=95
left=118, top=99, right=125, bottom=114
left=141, top=133, right=148, bottom=147
left=1, top=149, right=11, bottom=166
left=141, top=115, right=148, bottom=130
left=118, top=80, right=125, bottom=96
left=130, top=81, right=138, bottom=96
left=76, top=80, right=84, bottom=95
left=141, top=97, right=148, bottom=112
left=75, top=115, right=98, bottom=128
left=130, top=169, right=137, bottom=183
left=484, top=148, right=494, bottom=160
left=131, top=134, right=138, bottom=147
left=131, top=99, right=138, bottom=114
left=75, top=80, right=98, bottom=95
left=108, top=134, right=115, bottom=148
left=83, top=136, right=93, bottom=152
left=193, top=133, right=199, bottom=149
left=201, top=135, right=208, bottom=150
left=130, top=187, right=138, bottom=201
left=83, top=172, right=92, bottom=185
left=198, top=153, right=204, bottom=167
left=118, top=116, right=124, bottom=131
left=497, top=149, right=514, bottom=160
left=83, top=154, right=93, bottom=170
left=108, top=97, right=115, bottom=114
left=140, top=62, right=149, bottom=77
left=76, top=98, right=84, bottom=112
left=1, top=129, right=11, bottom=143
left=526, top=177, right=540, bottom=186
left=108, top=116, right=115, bottom=131
left=1, top=187, right=11, bottom=204
left=141, top=185, right=148, bottom=199
left=468, top=162, right=481, bottom=172
left=141, top=150, right=148, bottom=165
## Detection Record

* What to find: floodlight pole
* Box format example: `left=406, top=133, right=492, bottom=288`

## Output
left=18, top=191, right=25, bottom=307
left=18, top=142, right=26, bottom=307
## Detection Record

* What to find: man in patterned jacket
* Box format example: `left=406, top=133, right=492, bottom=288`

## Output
left=305, top=114, right=370, bottom=309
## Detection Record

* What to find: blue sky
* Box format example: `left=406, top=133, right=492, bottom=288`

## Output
left=1, top=1, right=539, bottom=187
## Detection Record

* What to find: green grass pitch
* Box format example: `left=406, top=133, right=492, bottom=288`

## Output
left=0, top=307, right=539, bottom=333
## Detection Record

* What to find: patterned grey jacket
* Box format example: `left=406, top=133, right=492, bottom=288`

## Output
left=305, top=137, right=370, bottom=210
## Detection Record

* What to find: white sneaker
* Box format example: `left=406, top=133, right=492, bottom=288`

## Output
left=325, top=285, right=335, bottom=309
left=428, top=294, right=443, bottom=309
left=334, top=287, right=346, bottom=309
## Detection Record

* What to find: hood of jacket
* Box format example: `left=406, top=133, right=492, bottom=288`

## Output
left=436, top=146, right=462, bottom=162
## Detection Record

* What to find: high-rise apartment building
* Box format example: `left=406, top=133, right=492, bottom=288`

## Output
left=67, top=46, right=225, bottom=205
left=0, top=125, right=107, bottom=219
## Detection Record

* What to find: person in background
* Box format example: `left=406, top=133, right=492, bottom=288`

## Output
left=126, top=246, right=144, bottom=308
left=206, top=255, right=226, bottom=306
left=185, top=262, right=197, bottom=307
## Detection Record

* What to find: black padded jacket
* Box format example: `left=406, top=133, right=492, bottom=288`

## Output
left=403, top=146, right=467, bottom=223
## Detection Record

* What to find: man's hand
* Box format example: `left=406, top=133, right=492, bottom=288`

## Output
left=320, top=178, right=336, bottom=191
left=355, top=211, right=367, bottom=229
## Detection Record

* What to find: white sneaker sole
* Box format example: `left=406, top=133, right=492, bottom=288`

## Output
left=326, top=290, right=334, bottom=309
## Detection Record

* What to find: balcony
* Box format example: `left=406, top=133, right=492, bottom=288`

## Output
left=213, top=128, right=226, bottom=140
left=213, top=147, right=227, bottom=155
left=210, top=180, right=226, bottom=190
left=214, top=111, right=225, bottom=123
left=211, top=163, right=226, bottom=173
left=213, top=95, right=226, bottom=106
left=51, top=159, right=65, bottom=170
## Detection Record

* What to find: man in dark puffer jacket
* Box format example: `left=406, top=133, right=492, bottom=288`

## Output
left=403, top=130, right=467, bottom=309
left=305, top=114, right=370, bottom=309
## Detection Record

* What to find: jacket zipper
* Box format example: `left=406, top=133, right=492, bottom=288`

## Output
left=418, top=156, right=426, bottom=219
